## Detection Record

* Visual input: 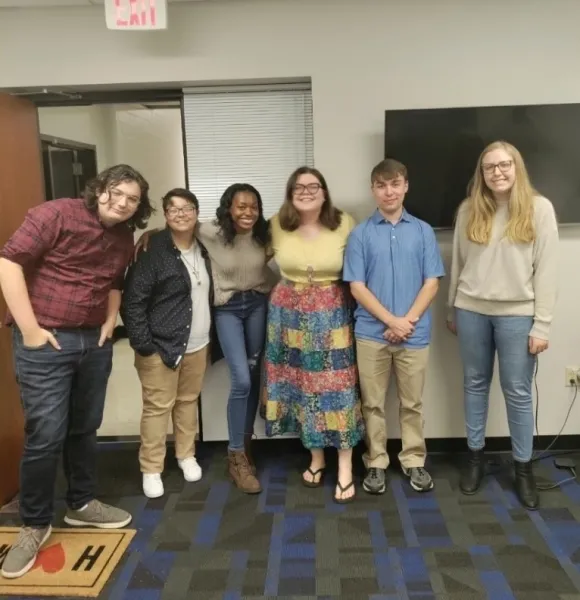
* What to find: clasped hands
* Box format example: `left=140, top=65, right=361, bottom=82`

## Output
left=383, top=315, right=419, bottom=344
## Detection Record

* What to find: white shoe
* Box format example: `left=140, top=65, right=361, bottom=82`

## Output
left=178, top=457, right=202, bottom=482
left=142, top=473, right=164, bottom=498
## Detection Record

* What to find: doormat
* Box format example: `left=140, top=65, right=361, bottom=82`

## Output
left=0, top=527, right=136, bottom=597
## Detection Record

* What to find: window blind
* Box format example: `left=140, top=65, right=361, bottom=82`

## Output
left=182, top=84, right=314, bottom=221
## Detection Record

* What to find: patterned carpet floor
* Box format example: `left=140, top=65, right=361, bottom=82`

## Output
left=1, top=441, right=580, bottom=600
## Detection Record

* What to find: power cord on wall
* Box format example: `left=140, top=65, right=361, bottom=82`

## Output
left=487, top=357, right=578, bottom=491
left=531, top=357, right=578, bottom=491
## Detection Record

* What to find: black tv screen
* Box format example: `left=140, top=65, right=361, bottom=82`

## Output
left=384, top=103, right=580, bottom=228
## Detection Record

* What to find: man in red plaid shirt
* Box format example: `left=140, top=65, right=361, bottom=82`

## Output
left=0, top=164, right=154, bottom=579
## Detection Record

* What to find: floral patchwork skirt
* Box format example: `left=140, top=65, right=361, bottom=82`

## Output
left=264, top=279, right=364, bottom=450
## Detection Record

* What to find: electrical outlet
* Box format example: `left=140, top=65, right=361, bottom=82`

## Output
left=564, top=366, right=580, bottom=387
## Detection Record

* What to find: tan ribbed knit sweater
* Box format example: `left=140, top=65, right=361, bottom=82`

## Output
left=448, top=196, right=559, bottom=340
left=196, top=221, right=275, bottom=306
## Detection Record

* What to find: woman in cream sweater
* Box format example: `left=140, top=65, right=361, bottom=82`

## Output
left=447, top=140, right=558, bottom=510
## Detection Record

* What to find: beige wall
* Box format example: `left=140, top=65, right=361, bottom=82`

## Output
left=3, top=0, right=580, bottom=439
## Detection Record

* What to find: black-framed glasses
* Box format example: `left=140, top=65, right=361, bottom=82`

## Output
left=482, top=160, right=513, bottom=174
left=166, top=206, right=196, bottom=217
left=294, top=183, right=322, bottom=195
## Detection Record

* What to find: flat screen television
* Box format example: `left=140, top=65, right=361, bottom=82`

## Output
left=384, top=103, right=580, bottom=229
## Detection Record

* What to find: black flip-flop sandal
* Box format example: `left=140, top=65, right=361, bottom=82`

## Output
left=333, top=480, right=356, bottom=504
left=302, top=467, right=325, bottom=488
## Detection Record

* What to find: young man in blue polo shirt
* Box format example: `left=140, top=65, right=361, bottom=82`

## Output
left=344, top=158, right=445, bottom=494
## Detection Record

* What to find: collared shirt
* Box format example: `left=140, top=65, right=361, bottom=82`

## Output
left=121, top=228, right=215, bottom=369
left=0, top=198, right=134, bottom=329
left=343, top=208, right=445, bottom=348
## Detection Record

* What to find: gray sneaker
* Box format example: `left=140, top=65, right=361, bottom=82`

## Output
left=363, top=467, right=387, bottom=494
left=1, top=525, right=52, bottom=579
left=402, top=466, right=434, bottom=492
left=64, top=500, right=132, bottom=529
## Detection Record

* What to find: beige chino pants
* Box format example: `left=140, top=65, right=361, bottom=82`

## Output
left=135, top=346, right=208, bottom=474
left=356, top=338, right=429, bottom=470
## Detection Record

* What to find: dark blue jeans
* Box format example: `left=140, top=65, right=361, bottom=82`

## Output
left=12, top=327, right=113, bottom=527
left=214, top=291, right=267, bottom=451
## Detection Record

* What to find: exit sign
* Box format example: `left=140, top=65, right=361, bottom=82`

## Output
left=105, top=0, right=168, bottom=30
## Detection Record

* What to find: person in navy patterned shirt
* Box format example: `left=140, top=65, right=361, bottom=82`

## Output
left=0, top=164, right=154, bottom=580
left=344, top=158, right=445, bottom=496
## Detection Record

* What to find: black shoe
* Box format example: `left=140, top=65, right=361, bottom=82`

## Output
left=362, top=467, right=386, bottom=494
left=460, top=449, right=485, bottom=495
left=514, top=460, right=539, bottom=510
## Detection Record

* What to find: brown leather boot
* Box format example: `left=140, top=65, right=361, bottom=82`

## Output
left=244, top=434, right=256, bottom=476
left=228, top=450, right=261, bottom=494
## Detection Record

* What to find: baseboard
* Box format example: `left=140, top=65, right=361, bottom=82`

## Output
left=97, top=434, right=580, bottom=454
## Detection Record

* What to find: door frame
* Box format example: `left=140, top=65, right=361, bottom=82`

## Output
left=41, top=135, right=97, bottom=200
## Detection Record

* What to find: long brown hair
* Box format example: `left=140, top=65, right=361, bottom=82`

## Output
left=84, top=164, right=154, bottom=231
left=465, top=141, right=537, bottom=244
left=278, top=166, right=342, bottom=231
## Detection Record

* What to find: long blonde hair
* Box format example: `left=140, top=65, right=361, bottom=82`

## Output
left=465, top=141, right=537, bottom=244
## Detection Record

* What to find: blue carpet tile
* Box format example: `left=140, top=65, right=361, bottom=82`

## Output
left=2, top=442, right=580, bottom=600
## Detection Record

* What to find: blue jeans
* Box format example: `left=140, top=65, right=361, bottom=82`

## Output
left=455, top=309, right=536, bottom=462
left=214, top=291, right=267, bottom=451
left=12, top=327, right=113, bottom=527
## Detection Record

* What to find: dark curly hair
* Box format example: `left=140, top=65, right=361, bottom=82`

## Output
left=215, top=183, right=270, bottom=246
left=83, top=164, right=155, bottom=231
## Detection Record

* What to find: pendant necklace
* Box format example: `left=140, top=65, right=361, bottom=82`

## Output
left=181, top=247, right=201, bottom=285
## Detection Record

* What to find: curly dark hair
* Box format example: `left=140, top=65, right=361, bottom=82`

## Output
left=215, top=183, right=270, bottom=246
left=278, top=166, right=342, bottom=231
left=83, top=164, right=155, bottom=231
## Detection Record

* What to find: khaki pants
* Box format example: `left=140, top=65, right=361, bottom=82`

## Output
left=356, top=338, right=429, bottom=470
left=135, top=346, right=208, bottom=474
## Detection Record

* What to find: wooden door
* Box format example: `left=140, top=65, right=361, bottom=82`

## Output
left=0, top=94, right=44, bottom=507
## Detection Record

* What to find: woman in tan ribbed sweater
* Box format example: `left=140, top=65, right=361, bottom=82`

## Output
left=199, top=184, right=276, bottom=495
left=447, top=141, right=558, bottom=510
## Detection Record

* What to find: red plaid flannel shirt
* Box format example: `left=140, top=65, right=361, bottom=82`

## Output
left=0, top=198, right=134, bottom=328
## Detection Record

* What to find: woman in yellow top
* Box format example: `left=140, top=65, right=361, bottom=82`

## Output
left=265, top=166, right=365, bottom=503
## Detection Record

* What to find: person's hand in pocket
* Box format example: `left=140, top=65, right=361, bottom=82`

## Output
left=23, top=327, right=61, bottom=350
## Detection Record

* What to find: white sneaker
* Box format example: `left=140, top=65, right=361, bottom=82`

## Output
left=178, top=457, right=202, bottom=482
left=142, top=473, right=164, bottom=498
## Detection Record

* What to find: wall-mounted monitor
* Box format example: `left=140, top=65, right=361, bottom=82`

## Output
left=384, top=103, right=580, bottom=229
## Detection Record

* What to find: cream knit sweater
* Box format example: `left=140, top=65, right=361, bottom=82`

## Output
left=448, top=196, right=559, bottom=340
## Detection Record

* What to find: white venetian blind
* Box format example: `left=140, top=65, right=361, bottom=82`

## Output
left=182, top=83, right=314, bottom=220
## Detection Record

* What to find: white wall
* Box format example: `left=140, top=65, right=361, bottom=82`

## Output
left=37, top=105, right=116, bottom=171
left=101, top=106, right=185, bottom=435
left=114, top=107, right=185, bottom=231
left=3, top=0, right=580, bottom=440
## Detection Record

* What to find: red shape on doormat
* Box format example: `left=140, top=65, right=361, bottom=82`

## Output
left=31, top=542, right=66, bottom=574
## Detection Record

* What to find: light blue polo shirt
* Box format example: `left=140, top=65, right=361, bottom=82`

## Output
left=343, top=209, right=445, bottom=349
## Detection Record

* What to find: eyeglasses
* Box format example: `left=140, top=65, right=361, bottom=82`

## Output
left=294, top=183, right=322, bottom=196
left=166, top=206, right=196, bottom=217
left=109, top=187, right=141, bottom=207
left=482, top=160, right=513, bottom=174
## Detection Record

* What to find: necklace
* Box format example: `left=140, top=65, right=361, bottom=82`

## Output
left=181, top=247, right=201, bottom=285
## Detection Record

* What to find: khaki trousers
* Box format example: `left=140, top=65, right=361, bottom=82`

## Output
left=356, top=338, right=429, bottom=470
left=135, top=346, right=208, bottom=474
